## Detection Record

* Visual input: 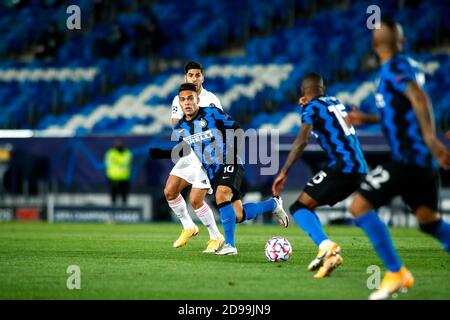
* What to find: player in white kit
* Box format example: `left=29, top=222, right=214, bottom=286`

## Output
left=165, top=61, right=225, bottom=252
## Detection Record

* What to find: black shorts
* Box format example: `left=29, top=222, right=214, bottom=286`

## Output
left=357, top=161, right=440, bottom=212
left=211, top=164, right=244, bottom=201
left=303, top=168, right=365, bottom=206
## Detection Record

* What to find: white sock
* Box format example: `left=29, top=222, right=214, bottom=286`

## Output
left=319, top=239, right=333, bottom=250
left=168, top=194, right=195, bottom=230
left=194, top=202, right=222, bottom=240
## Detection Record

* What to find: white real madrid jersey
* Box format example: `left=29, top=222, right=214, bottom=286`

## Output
left=170, top=87, right=223, bottom=120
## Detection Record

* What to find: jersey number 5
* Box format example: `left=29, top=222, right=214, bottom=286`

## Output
left=328, top=104, right=356, bottom=136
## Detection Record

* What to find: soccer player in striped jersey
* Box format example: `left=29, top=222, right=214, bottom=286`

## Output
left=173, top=83, right=289, bottom=255
left=165, top=61, right=224, bottom=253
left=348, top=19, right=450, bottom=300
left=272, top=72, right=368, bottom=278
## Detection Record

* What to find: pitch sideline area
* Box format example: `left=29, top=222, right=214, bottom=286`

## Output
left=0, top=222, right=449, bottom=300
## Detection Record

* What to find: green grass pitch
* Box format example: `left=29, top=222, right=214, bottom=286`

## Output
left=0, top=221, right=449, bottom=300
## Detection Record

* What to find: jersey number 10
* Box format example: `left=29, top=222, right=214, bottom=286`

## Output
left=328, top=104, right=356, bottom=136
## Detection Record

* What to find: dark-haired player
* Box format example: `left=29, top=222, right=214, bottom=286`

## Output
left=173, top=83, right=289, bottom=255
left=165, top=61, right=224, bottom=253
left=348, top=19, right=450, bottom=300
left=272, top=72, right=368, bottom=278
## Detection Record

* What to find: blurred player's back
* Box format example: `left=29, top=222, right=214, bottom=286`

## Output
left=376, top=53, right=437, bottom=168
left=349, top=19, right=450, bottom=300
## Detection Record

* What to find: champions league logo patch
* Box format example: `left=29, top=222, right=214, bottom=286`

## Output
left=172, top=105, right=178, bottom=114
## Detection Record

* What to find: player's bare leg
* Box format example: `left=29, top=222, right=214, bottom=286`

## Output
left=416, top=206, right=450, bottom=254
left=348, top=193, right=373, bottom=218
left=232, top=199, right=244, bottom=223
left=164, top=175, right=198, bottom=248
left=415, top=206, right=440, bottom=224
left=397, top=206, right=450, bottom=297
left=189, top=187, right=224, bottom=253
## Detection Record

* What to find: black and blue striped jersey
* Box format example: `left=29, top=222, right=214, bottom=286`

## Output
left=301, top=95, right=368, bottom=174
left=173, top=106, right=241, bottom=180
left=376, top=54, right=437, bottom=168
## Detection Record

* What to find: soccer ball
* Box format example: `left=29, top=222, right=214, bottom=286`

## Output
left=265, top=237, right=292, bottom=262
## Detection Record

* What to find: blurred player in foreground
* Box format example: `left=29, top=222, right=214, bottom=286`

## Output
left=272, top=72, right=368, bottom=278
left=348, top=19, right=450, bottom=300
left=173, top=83, right=289, bottom=255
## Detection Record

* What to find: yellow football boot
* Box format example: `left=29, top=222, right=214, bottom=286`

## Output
left=308, top=241, right=341, bottom=270
left=369, top=267, right=414, bottom=300
left=313, top=251, right=343, bottom=278
left=173, top=225, right=199, bottom=248
left=203, top=234, right=225, bottom=253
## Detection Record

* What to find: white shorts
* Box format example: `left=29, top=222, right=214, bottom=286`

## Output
left=169, top=152, right=212, bottom=193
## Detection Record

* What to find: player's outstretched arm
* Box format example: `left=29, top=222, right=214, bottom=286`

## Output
left=347, top=108, right=379, bottom=126
left=148, top=137, right=191, bottom=160
left=272, top=124, right=312, bottom=196
left=406, top=81, right=450, bottom=170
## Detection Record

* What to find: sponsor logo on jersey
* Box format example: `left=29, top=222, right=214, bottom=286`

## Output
left=183, top=130, right=213, bottom=144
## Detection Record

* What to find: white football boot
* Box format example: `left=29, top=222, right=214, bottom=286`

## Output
left=215, top=243, right=238, bottom=255
left=273, top=196, right=289, bottom=228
